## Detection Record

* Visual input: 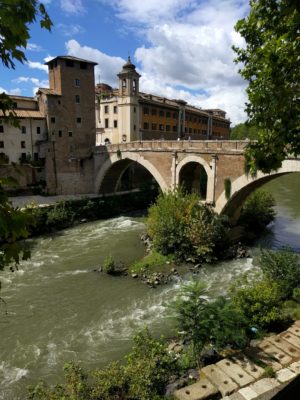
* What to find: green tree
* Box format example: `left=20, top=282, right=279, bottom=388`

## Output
left=170, top=281, right=248, bottom=365
left=259, top=247, right=300, bottom=299
left=230, top=123, right=259, bottom=140
left=233, top=0, right=300, bottom=173
left=0, top=0, right=52, bottom=119
left=0, top=1, right=52, bottom=276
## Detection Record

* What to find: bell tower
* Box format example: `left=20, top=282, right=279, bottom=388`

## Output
left=117, top=57, right=141, bottom=142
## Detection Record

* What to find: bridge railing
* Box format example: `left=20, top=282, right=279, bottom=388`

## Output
left=95, top=140, right=250, bottom=153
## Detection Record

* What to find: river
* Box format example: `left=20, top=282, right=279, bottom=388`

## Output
left=1, top=173, right=300, bottom=399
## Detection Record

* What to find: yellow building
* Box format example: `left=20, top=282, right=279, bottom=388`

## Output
left=96, top=57, right=230, bottom=145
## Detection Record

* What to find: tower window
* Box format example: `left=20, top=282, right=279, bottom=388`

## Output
left=59, top=130, right=62, bottom=137
left=105, top=118, right=109, bottom=128
left=36, top=126, right=41, bottom=134
left=114, top=120, right=118, bottom=128
left=75, top=95, right=80, bottom=103
left=0, top=125, right=3, bottom=133
left=133, top=79, right=136, bottom=94
left=68, top=131, right=73, bottom=137
left=122, top=79, right=126, bottom=88
left=75, top=78, right=80, bottom=87
left=80, top=62, right=87, bottom=69
left=77, top=117, right=82, bottom=124
left=66, top=59, right=74, bottom=67
left=21, top=126, right=26, bottom=134
left=21, top=141, right=26, bottom=148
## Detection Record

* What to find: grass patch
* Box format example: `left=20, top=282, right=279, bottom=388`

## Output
left=129, top=251, right=175, bottom=275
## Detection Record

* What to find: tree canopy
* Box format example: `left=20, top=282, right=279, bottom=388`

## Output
left=0, top=1, right=52, bottom=274
left=230, top=122, right=259, bottom=140
left=234, top=0, right=300, bottom=173
left=0, top=0, right=52, bottom=118
left=0, top=0, right=52, bottom=69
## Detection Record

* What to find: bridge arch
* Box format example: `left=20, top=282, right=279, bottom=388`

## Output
left=215, top=159, right=300, bottom=221
left=176, top=156, right=214, bottom=201
left=95, top=152, right=168, bottom=194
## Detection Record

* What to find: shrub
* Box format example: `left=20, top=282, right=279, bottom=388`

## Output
left=230, top=273, right=285, bottom=329
left=147, top=188, right=228, bottom=263
left=238, top=190, right=276, bottom=232
left=259, top=247, right=300, bottom=299
left=124, top=329, right=177, bottom=399
left=170, top=280, right=248, bottom=365
left=102, top=255, right=116, bottom=274
left=29, top=329, right=176, bottom=400
left=46, top=203, right=75, bottom=229
left=28, top=363, right=92, bottom=400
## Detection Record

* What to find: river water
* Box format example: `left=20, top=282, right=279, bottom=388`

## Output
left=1, top=174, right=300, bottom=399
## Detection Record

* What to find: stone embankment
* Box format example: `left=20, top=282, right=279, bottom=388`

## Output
left=174, top=321, right=300, bottom=400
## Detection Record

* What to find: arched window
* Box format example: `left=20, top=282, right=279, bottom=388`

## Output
left=133, top=79, right=136, bottom=94
left=122, top=79, right=126, bottom=88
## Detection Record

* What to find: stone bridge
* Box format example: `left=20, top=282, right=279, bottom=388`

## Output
left=94, top=140, right=300, bottom=220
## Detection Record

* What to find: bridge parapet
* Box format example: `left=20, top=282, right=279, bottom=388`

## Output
left=95, top=140, right=249, bottom=154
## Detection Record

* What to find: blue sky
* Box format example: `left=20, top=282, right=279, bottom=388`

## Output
left=0, top=0, right=250, bottom=124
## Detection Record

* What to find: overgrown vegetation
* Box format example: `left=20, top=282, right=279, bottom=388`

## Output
left=24, top=188, right=158, bottom=237
left=147, top=188, right=229, bottom=263
left=231, top=247, right=300, bottom=331
left=28, top=329, right=177, bottom=400
left=238, top=190, right=276, bottom=233
left=170, top=281, right=249, bottom=366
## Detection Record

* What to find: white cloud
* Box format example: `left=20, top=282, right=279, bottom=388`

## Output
left=57, top=23, right=85, bottom=36
left=27, top=61, right=48, bottom=73
left=12, top=76, right=49, bottom=87
left=0, top=87, right=22, bottom=96
left=27, top=43, right=43, bottom=52
left=60, top=0, right=85, bottom=15
left=65, top=40, right=125, bottom=87
left=101, top=0, right=197, bottom=25
left=102, top=0, right=249, bottom=124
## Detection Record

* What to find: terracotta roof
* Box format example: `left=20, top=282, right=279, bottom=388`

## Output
left=9, top=95, right=35, bottom=101
left=0, top=110, right=45, bottom=119
left=37, top=88, right=61, bottom=96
